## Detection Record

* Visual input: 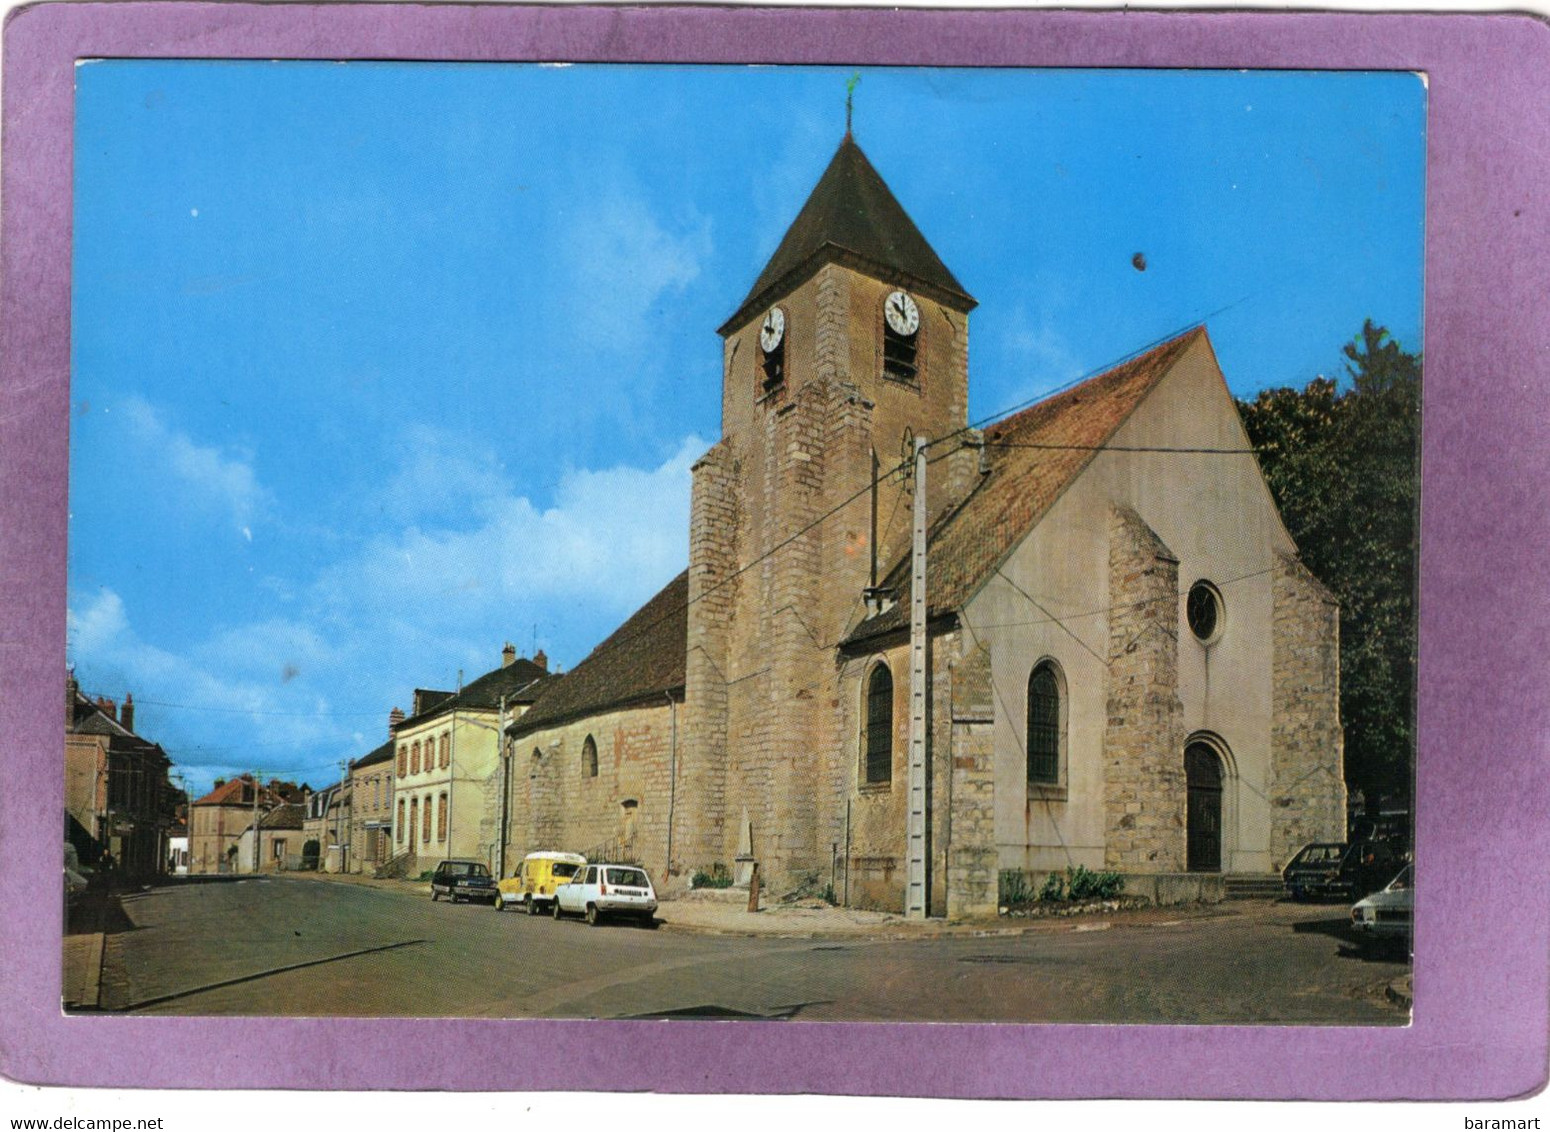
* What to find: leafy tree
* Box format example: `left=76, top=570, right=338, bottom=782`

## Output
left=1237, top=320, right=1420, bottom=817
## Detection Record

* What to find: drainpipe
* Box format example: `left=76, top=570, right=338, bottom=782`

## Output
left=665, top=691, right=678, bottom=880
left=498, top=695, right=510, bottom=877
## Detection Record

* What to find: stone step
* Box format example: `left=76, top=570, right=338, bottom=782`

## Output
left=1224, top=876, right=1285, bottom=900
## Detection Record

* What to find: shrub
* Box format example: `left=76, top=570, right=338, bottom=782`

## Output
left=998, top=869, right=1033, bottom=907
left=1038, top=871, right=1066, bottom=902
left=1065, top=865, right=1124, bottom=901
left=691, top=861, right=734, bottom=889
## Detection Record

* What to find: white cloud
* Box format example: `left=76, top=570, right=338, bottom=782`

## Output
left=318, top=433, right=705, bottom=620
left=561, top=193, right=713, bottom=346
left=120, top=395, right=274, bottom=533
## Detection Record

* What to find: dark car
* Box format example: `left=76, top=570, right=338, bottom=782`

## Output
left=430, top=859, right=498, bottom=904
left=1283, top=840, right=1400, bottom=901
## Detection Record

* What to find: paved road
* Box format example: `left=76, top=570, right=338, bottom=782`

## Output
left=97, top=877, right=1409, bottom=1024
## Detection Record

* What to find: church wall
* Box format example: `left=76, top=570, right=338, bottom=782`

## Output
left=835, top=626, right=958, bottom=914
left=1270, top=553, right=1346, bottom=865
left=504, top=701, right=678, bottom=886
left=968, top=334, right=1335, bottom=876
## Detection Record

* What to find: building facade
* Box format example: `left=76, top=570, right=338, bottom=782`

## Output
left=65, top=675, right=175, bottom=875
left=349, top=733, right=396, bottom=875
left=390, top=646, right=549, bottom=874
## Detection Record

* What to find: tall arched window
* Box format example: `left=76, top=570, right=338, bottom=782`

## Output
left=436, top=793, right=448, bottom=842
left=411, top=740, right=421, bottom=775
left=440, top=732, right=450, bottom=769
left=409, top=797, right=418, bottom=848
left=1027, top=661, right=1062, bottom=785
left=583, top=735, right=599, bottom=778
left=396, top=799, right=405, bottom=843
left=865, top=663, right=893, bottom=785
left=396, top=744, right=407, bottom=778
left=421, top=794, right=432, bottom=843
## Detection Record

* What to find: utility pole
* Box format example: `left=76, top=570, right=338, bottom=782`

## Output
left=907, top=435, right=929, bottom=919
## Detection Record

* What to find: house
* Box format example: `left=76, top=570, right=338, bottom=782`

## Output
left=64, top=672, right=175, bottom=875
left=188, top=774, right=304, bottom=874
left=348, top=720, right=397, bottom=875
left=501, top=133, right=1343, bottom=915
left=389, top=645, right=550, bottom=873
left=301, top=780, right=351, bottom=871
left=234, top=801, right=306, bottom=873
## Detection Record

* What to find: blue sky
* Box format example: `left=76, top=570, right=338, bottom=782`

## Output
left=67, top=62, right=1425, bottom=796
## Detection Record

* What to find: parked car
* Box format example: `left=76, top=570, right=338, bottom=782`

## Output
left=495, top=851, right=586, bottom=914
left=1282, top=840, right=1400, bottom=901
left=1350, top=863, right=1413, bottom=953
left=553, top=862, right=658, bottom=927
left=429, top=859, right=498, bottom=904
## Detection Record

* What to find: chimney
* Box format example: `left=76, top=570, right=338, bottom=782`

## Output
left=96, top=696, right=117, bottom=722
left=66, top=669, right=79, bottom=728
left=502, top=642, right=516, bottom=669
left=389, top=706, right=405, bottom=734
left=121, top=693, right=135, bottom=733
left=213, top=778, right=226, bottom=790
left=534, top=649, right=548, bottom=672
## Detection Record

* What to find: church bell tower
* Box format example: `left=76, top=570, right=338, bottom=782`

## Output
left=677, top=132, right=975, bottom=892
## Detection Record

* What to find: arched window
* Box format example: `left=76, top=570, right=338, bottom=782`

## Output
left=396, top=799, right=405, bottom=844
left=865, top=663, right=893, bottom=785
left=396, top=744, right=407, bottom=778
left=582, top=735, right=598, bottom=778
left=408, top=798, right=418, bottom=848
left=1026, top=661, right=1062, bottom=785
left=411, top=740, right=421, bottom=775
left=421, top=794, right=432, bottom=843
left=436, top=793, right=448, bottom=842
left=440, top=732, right=450, bottom=769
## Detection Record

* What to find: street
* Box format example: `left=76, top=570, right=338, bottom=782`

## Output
left=85, top=877, right=1410, bottom=1024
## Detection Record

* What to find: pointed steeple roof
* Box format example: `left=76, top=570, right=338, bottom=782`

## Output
left=720, top=135, right=975, bottom=335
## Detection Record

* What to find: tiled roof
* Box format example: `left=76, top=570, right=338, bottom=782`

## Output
left=846, top=328, right=1205, bottom=644
left=720, top=135, right=974, bottom=335
left=257, top=802, right=305, bottom=831
left=190, top=776, right=293, bottom=808
left=399, top=657, right=551, bottom=728
left=510, top=571, right=687, bottom=737
left=351, top=739, right=395, bottom=771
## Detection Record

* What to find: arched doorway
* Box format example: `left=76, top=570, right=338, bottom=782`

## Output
left=1185, top=741, right=1224, bottom=872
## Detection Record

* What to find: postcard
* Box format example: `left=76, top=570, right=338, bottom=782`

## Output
left=6, top=2, right=1549, bottom=1101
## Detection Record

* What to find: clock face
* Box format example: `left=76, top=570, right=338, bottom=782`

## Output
left=759, top=307, right=786, bottom=354
left=885, top=290, right=920, bottom=337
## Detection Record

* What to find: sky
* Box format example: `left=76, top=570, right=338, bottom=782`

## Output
left=67, top=62, right=1425, bottom=797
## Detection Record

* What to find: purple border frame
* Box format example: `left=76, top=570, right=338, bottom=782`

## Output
left=3, top=3, right=1547, bottom=1099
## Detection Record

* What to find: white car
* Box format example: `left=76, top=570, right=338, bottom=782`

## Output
left=1350, top=863, right=1413, bottom=952
left=553, top=862, right=658, bottom=928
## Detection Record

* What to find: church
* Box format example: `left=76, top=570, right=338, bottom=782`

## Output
left=486, top=132, right=1344, bottom=917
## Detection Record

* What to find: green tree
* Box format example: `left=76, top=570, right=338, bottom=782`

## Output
left=1237, top=320, right=1420, bottom=817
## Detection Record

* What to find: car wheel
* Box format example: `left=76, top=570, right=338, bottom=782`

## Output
left=639, top=915, right=658, bottom=930
left=585, top=904, right=601, bottom=927
left=552, top=898, right=563, bottom=920
left=430, top=888, right=439, bottom=901
left=527, top=896, right=539, bottom=916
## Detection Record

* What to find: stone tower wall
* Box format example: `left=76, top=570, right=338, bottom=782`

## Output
left=1269, top=552, right=1347, bottom=867
left=1102, top=505, right=1187, bottom=872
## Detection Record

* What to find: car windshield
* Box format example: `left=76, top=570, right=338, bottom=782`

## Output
left=1294, top=845, right=1344, bottom=865
left=606, top=867, right=648, bottom=887
left=552, top=863, right=580, bottom=879
left=446, top=862, right=488, bottom=877
left=1387, top=864, right=1413, bottom=891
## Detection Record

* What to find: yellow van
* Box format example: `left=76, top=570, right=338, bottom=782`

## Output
left=495, top=851, right=586, bottom=914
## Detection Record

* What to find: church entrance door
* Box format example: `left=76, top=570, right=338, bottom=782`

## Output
left=1185, top=742, right=1223, bottom=872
